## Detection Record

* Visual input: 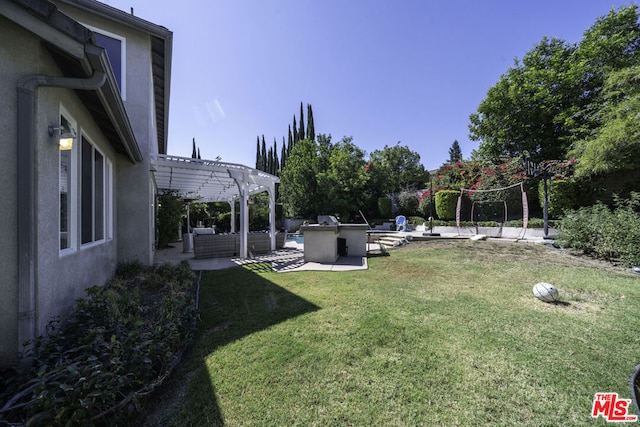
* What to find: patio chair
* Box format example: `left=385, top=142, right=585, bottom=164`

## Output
left=395, top=215, right=407, bottom=232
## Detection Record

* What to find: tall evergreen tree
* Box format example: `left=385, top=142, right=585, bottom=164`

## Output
left=255, top=136, right=261, bottom=169
left=287, top=125, right=293, bottom=155
left=299, top=102, right=305, bottom=141
left=191, top=138, right=197, bottom=158
left=197, top=148, right=201, bottom=160
left=280, top=136, right=287, bottom=171
left=293, top=115, right=299, bottom=145
left=261, top=135, right=267, bottom=171
left=448, top=140, right=462, bottom=163
left=307, top=104, right=315, bottom=141
left=273, top=138, right=279, bottom=174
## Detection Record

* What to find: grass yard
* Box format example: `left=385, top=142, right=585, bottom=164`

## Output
left=155, top=240, right=640, bottom=426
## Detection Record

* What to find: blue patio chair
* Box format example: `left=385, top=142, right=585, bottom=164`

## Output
left=395, top=215, right=407, bottom=232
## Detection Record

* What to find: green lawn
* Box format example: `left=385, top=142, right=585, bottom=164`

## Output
left=163, top=240, right=640, bottom=426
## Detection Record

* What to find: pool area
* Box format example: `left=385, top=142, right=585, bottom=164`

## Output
left=286, top=234, right=304, bottom=244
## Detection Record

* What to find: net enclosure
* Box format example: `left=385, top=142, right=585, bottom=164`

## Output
left=455, top=182, right=529, bottom=232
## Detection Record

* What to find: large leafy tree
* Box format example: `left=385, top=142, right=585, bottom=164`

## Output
left=316, top=138, right=369, bottom=221
left=368, top=144, right=430, bottom=195
left=279, top=139, right=318, bottom=217
left=279, top=136, right=370, bottom=220
left=469, top=36, right=577, bottom=162
left=570, top=65, right=640, bottom=176
left=469, top=5, right=640, bottom=165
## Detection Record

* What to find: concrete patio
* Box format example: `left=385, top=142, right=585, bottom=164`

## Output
left=153, top=240, right=369, bottom=272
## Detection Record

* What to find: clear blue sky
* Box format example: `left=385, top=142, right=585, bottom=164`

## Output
left=104, top=0, right=636, bottom=171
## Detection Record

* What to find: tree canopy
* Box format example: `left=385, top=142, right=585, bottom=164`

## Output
left=469, top=5, right=640, bottom=174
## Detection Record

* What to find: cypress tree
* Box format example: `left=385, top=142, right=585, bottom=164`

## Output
left=293, top=115, right=299, bottom=145
left=256, top=136, right=261, bottom=169
left=197, top=148, right=201, bottom=160
left=299, top=102, right=305, bottom=141
left=280, top=136, right=287, bottom=171
left=307, top=104, right=315, bottom=141
left=191, top=138, right=197, bottom=158
left=273, top=138, right=279, bottom=174
left=287, top=125, right=293, bottom=156
left=261, top=135, right=267, bottom=171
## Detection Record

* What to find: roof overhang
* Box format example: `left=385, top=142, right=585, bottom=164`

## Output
left=4, top=0, right=142, bottom=163
left=152, top=154, right=280, bottom=202
left=55, top=0, right=173, bottom=154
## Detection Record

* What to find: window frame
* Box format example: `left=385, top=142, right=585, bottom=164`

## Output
left=80, top=134, right=113, bottom=248
left=59, top=108, right=77, bottom=256
left=83, top=24, right=127, bottom=100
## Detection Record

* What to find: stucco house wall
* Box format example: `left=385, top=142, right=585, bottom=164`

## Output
left=0, top=0, right=172, bottom=368
left=56, top=2, right=160, bottom=266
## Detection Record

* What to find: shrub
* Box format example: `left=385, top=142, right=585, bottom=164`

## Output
left=378, top=197, right=392, bottom=219
left=557, top=192, right=640, bottom=267
left=0, top=263, right=197, bottom=426
left=157, top=191, right=184, bottom=248
left=539, top=179, right=576, bottom=219
left=435, top=190, right=459, bottom=220
left=397, top=190, right=421, bottom=217
left=418, top=194, right=437, bottom=219
left=407, top=216, right=427, bottom=228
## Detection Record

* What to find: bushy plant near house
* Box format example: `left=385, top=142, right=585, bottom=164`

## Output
left=557, top=192, right=640, bottom=266
left=157, top=190, right=184, bottom=248
left=435, top=190, right=459, bottom=220
left=0, top=262, right=197, bottom=426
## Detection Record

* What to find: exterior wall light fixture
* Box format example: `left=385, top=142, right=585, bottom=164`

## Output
left=48, top=124, right=77, bottom=150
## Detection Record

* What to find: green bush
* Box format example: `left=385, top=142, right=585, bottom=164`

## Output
left=418, top=195, right=437, bottom=220
left=407, top=216, right=427, bottom=227
left=435, top=190, right=459, bottom=220
left=397, top=190, right=421, bottom=217
left=557, top=192, right=640, bottom=267
left=0, top=263, right=197, bottom=426
left=378, top=197, right=392, bottom=219
left=157, top=191, right=184, bottom=248
left=539, top=179, right=576, bottom=219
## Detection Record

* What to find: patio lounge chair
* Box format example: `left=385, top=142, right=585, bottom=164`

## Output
left=395, top=215, right=407, bottom=232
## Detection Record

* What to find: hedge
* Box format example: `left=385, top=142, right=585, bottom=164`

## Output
left=435, top=190, right=460, bottom=221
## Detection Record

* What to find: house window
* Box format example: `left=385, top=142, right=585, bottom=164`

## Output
left=59, top=114, right=75, bottom=251
left=81, top=137, right=112, bottom=245
left=91, top=29, right=126, bottom=99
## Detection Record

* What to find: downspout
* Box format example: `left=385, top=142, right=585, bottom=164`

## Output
left=16, top=71, right=106, bottom=366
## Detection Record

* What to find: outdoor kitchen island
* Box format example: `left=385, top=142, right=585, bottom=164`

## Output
left=300, top=218, right=368, bottom=263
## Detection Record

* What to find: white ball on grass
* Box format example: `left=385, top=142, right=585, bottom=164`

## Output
left=533, top=282, right=559, bottom=303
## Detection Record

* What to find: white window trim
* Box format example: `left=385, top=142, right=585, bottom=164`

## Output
left=59, top=106, right=77, bottom=257
left=82, top=23, right=127, bottom=100
left=80, top=133, right=112, bottom=249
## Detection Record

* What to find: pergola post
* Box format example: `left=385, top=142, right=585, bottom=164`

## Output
left=239, top=185, right=249, bottom=258
left=268, top=186, right=276, bottom=251
left=229, top=200, right=236, bottom=233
